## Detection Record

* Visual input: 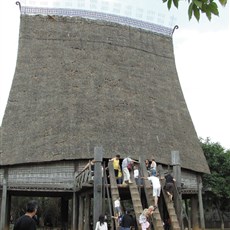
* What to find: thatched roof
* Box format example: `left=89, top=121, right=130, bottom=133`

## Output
left=1, top=15, right=209, bottom=173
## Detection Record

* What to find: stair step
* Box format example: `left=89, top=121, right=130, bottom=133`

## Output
left=156, top=220, right=163, bottom=225
left=168, top=210, right=175, bottom=215
left=171, top=216, right=179, bottom=221
left=172, top=225, right=180, bottom=229
left=139, top=162, right=164, bottom=230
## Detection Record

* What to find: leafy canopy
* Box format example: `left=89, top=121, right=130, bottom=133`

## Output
left=201, top=138, right=230, bottom=209
left=162, top=0, right=228, bottom=21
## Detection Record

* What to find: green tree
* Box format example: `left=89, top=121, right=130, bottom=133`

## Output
left=200, top=138, right=230, bottom=229
left=162, top=0, right=228, bottom=21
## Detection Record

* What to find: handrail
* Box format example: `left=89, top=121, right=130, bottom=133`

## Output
left=76, top=160, right=93, bottom=177
left=75, top=160, right=94, bottom=189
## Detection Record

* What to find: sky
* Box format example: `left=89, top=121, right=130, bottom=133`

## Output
left=0, top=0, right=229, bottom=149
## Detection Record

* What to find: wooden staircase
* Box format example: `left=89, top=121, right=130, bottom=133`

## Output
left=108, top=163, right=143, bottom=230
left=108, top=162, right=121, bottom=229
left=139, top=161, right=164, bottom=230
left=129, top=171, right=143, bottom=230
left=76, top=160, right=182, bottom=230
left=160, top=179, right=180, bottom=230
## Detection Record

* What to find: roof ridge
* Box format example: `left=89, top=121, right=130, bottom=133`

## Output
left=19, top=6, right=173, bottom=37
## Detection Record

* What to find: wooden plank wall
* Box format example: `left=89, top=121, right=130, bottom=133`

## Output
left=0, top=161, right=199, bottom=192
left=159, top=165, right=198, bottom=192
left=181, top=170, right=198, bottom=190
left=0, top=160, right=89, bottom=192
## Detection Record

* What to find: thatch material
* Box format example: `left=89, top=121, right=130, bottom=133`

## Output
left=1, top=15, right=209, bottom=173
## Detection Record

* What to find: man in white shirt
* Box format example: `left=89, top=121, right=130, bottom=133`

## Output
left=122, top=157, right=138, bottom=184
left=144, top=175, right=161, bottom=209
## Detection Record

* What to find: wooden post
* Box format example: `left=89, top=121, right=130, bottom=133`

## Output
left=84, top=194, right=91, bottom=230
left=93, top=146, right=103, bottom=229
left=171, top=151, right=181, bottom=189
left=72, top=192, right=78, bottom=230
left=102, top=161, right=106, bottom=214
left=6, top=194, right=11, bottom=230
left=171, top=151, right=183, bottom=229
left=139, top=156, right=151, bottom=206
left=191, top=195, right=199, bottom=230
left=0, top=179, right=7, bottom=230
left=198, top=175, right=205, bottom=230
left=78, top=195, right=84, bottom=230
left=72, top=164, right=78, bottom=230
left=157, top=164, right=164, bottom=179
left=0, top=169, right=8, bottom=230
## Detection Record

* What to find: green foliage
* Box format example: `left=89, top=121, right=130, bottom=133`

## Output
left=162, top=0, right=227, bottom=21
left=200, top=138, right=230, bottom=211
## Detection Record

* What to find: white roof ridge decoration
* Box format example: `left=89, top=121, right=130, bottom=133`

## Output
left=19, top=6, right=174, bottom=37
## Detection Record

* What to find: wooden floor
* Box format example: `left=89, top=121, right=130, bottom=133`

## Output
left=10, top=226, right=71, bottom=230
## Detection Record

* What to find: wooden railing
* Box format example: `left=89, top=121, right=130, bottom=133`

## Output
left=74, top=159, right=191, bottom=230
left=75, top=161, right=94, bottom=191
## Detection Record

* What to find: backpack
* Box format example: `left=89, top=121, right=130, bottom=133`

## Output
left=127, top=163, right=132, bottom=171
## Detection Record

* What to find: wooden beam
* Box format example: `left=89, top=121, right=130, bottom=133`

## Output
left=171, top=150, right=181, bottom=189
left=0, top=169, right=8, bottom=230
left=84, top=195, right=91, bottom=230
left=191, top=195, right=199, bottom=230
left=198, top=175, right=205, bottom=230
left=93, top=146, right=103, bottom=229
left=72, top=192, right=77, bottom=230
left=171, top=151, right=183, bottom=228
left=78, top=195, right=84, bottom=230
